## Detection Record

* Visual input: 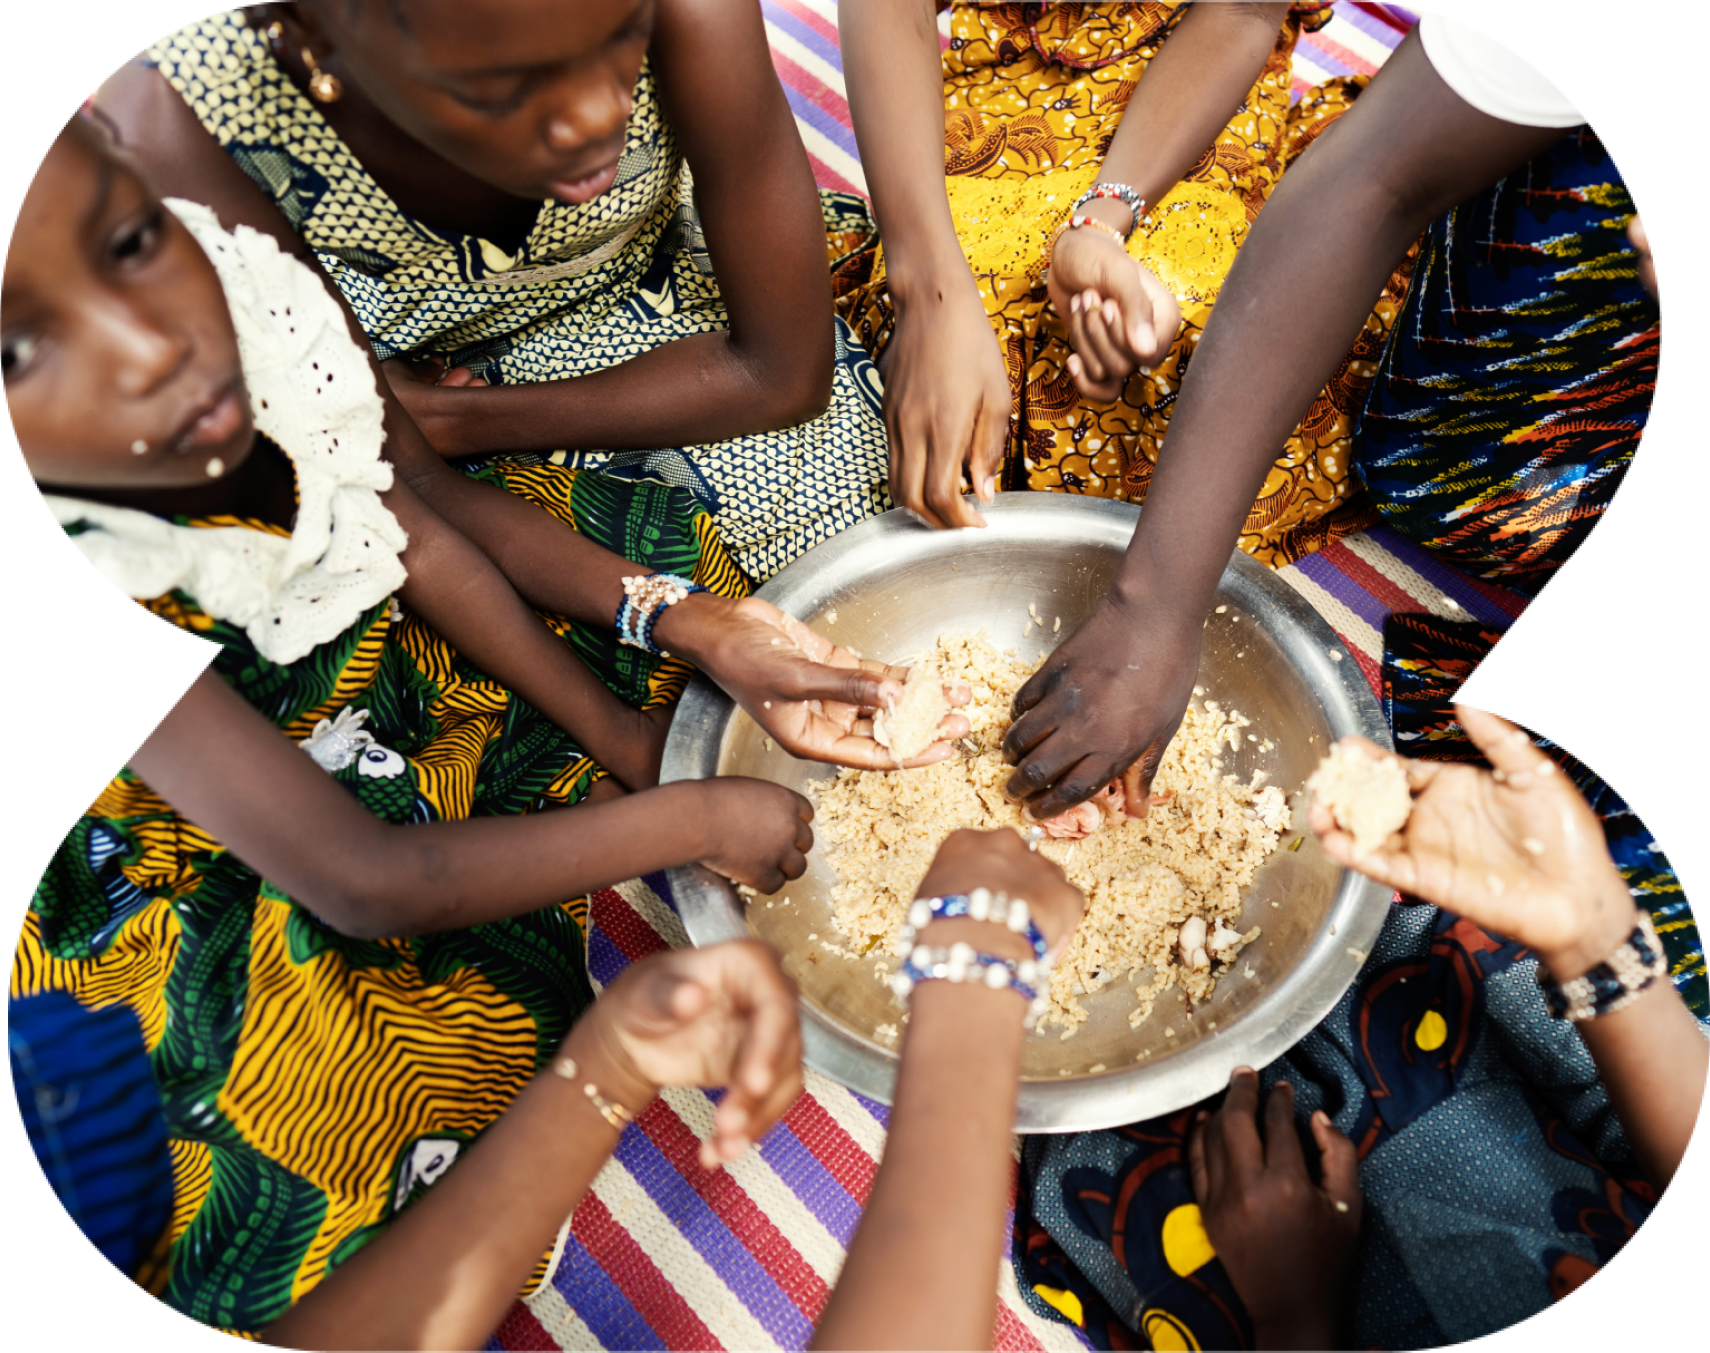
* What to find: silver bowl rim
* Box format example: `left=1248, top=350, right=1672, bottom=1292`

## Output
left=662, top=495, right=1394, bottom=1132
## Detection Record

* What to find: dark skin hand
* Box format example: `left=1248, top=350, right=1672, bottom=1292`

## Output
left=133, top=668, right=815, bottom=938
left=94, top=15, right=964, bottom=770
left=842, top=2, right=1283, bottom=526
left=262, top=0, right=835, bottom=456
left=1003, top=32, right=1569, bottom=820
left=4, top=122, right=820, bottom=937
left=2, top=122, right=671, bottom=791
left=1188, top=1069, right=1362, bottom=1351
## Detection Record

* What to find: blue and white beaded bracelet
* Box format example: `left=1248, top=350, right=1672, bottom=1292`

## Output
left=893, top=888, right=1050, bottom=964
left=1537, top=910, right=1667, bottom=1022
left=614, top=573, right=706, bottom=658
left=890, top=941, right=1049, bottom=1025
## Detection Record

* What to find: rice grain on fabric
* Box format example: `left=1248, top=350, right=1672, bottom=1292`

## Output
left=814, top=632, right=1287, bottom=1035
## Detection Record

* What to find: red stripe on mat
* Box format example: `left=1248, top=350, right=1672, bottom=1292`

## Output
left=995, top=1301, right=1048, bottom=1351
left=638, top=1098, right=833, bottom=1321
left=591, top=887, right=669, bottom=962
left=769, top=49, right=852, bottom=124
left=1303, top=30, right=1379, bottom=76
left=774, top=0, right=841, bottom=47
left=1319, top=540, right=1429, bottom=618
left=1353, top=2, right=1415, bottom=35
left=1344, top=642, right=1383, bottom=700
left=806, top=151, right=864, bottom=197
left=492, top=1303, right=558, bottom=1351
left=572, top=1193, right=725, bottom=1351
left=780, top=1095, right=878, bottom=1202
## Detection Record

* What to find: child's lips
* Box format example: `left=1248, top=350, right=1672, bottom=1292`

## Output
left=547, top=159, right=620, bottom=204
left=174, top=384, right=246, bottom=451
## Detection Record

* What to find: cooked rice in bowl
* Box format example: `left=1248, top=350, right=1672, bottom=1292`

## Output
left=815, top=631, right=1289, bottom=1036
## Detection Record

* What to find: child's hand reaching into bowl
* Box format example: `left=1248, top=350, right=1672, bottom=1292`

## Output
left=663, top=594, right=971, bottom=770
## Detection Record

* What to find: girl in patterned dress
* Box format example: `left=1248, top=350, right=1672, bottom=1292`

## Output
left=1, top=116, right=965, bottom=1336
left=99, top=0, right=892, bottom=582
left=838, top=1, right=1407, bottom=564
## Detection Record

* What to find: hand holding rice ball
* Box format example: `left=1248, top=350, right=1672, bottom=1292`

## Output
left=1308, top=706, right=1638, bottom=984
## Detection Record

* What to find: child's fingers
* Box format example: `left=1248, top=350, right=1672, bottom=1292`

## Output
left=1084, top=300, right=1132, bottom=385
left=1131, top=266, right=1181, bottom=367
left=1215, top=1067, right=1265, bottom=1188
left=1311, top=1109, right=1361, bottom=1219
left=1066, top=295, right=1108, bottom=383
left=1186, top=1109, right=1214, bottom=1201
left=970, top=386, right=1009, bottom=505
left=1262, top=1081, right=1308, bottom=1176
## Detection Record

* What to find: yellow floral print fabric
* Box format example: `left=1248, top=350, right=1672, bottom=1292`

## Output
left=839, top=2, right=1413, bottom=566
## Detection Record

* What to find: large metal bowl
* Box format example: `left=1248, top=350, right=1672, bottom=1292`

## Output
left=662, top=495, right=1392, bottom=1132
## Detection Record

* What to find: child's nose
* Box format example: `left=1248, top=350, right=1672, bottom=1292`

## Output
left=94, top=294, right=189, bottom=398
left=542, top=73, right=632, bottom=156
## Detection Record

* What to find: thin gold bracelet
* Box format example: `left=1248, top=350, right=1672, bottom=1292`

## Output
left=552, top=1055, right=635, bottom=1131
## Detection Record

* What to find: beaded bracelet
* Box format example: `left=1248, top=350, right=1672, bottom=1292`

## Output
left=1043, top=214, right=1128, bottom=281
left=889, top=941, right=1050, bottom=1025
left=615, top=573, right=706, bottom=658
left=893, top=888, right=1050, bottom=964
left=1070, top=182, right=1148, bottom=236
left=1537, top=910, right=1668, bottom=1022
left=551, top=1054, right=636, bottom=1130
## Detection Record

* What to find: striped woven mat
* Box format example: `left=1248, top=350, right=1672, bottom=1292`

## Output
left=488, top=6, right=1449, bottom=1348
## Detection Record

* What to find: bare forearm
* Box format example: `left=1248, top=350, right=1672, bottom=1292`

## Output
left=1106, top=35, right=1565, bottom=619
left=406, top=328, right=827, bottom=458
left=841, top=0, right=971, bottom=299
left=1575, top=980, right=1708, bottom=1192
left=263, top=1020, right=649, bottom=1350
left=1093, top=3, right=1289, bottom=214
left=813, top=983, right=1024, bottom=1349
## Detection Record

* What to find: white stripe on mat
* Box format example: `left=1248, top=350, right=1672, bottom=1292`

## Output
left=614, top=876, right=690, bottom=948
left=662, top=1086, right=850, bottom=1287
left=999, top=1252, right=1096, bottom=1352
left=792, top=0, right=842, bottom=29
left=1313, top=12, right=1400, bottom=69
left=1338, top=533, right=1473, bottom=620
left=765, top=18, right=849, bottom=97
left=796, top=118, right=869, bottom=194
left=589, top=1156, right=781, bottom=1351
left=1275, top=567, right=1383, bottom=661
left=802, top=1070, right=888, bottom=1160
left=524, top=1283, right=604, bottom=1352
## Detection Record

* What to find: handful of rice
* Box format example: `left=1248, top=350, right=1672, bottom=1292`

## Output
left=1306, top=741, right=1413, bottom=855
left=813, top=632, right=1288, bottom=1036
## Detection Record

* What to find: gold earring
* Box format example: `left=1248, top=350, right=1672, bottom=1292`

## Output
left=302, top=49, right=342, bottom=104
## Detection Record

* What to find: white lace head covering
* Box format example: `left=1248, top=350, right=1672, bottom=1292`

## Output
left=43, top=199, right=409, bottom=666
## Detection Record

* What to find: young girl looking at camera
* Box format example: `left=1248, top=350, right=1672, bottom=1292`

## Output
left=1, top=116, right=963, bottom=1336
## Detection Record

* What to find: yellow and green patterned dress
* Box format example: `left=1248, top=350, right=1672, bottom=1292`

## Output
left=148, top=9, right=890, bottom=582
left=10, top=204, right=746, bottom=1335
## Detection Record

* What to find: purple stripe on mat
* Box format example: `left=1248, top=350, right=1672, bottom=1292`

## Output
left=778, top=78, right=862, bottom=159
left=586, top=925, right=630, bottom=987
left=754, top=1120, right=865, bottom=1246
left=552, top=1231, right=665, bottom=1351
left=852, top=1091, right=889, bottom=1128
left=1362, top=524, right=1528, bottom=629
left=1331, top=0, right=1410, bottom=48
left=1294, top=36, right=1357, bottom=79
left=1385, top=6, right=1421, bottom=28
left=1293, top=548, right=1392, bottom=632
left=642, top=870, right=679, bottom=915
left=613, top=1127, right=815, bottom=1346
left=763, top=0, right=846, bottom=71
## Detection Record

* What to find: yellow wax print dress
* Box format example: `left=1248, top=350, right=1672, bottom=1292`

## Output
left=10, top=204, right=745, bottom=1337
left=836, top=2, right=1414, bottom=567
left=149, top=10, right=890, bottom=582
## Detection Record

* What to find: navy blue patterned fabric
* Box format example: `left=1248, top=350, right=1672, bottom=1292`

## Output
left=11, top=991, right=172, bottom=1280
